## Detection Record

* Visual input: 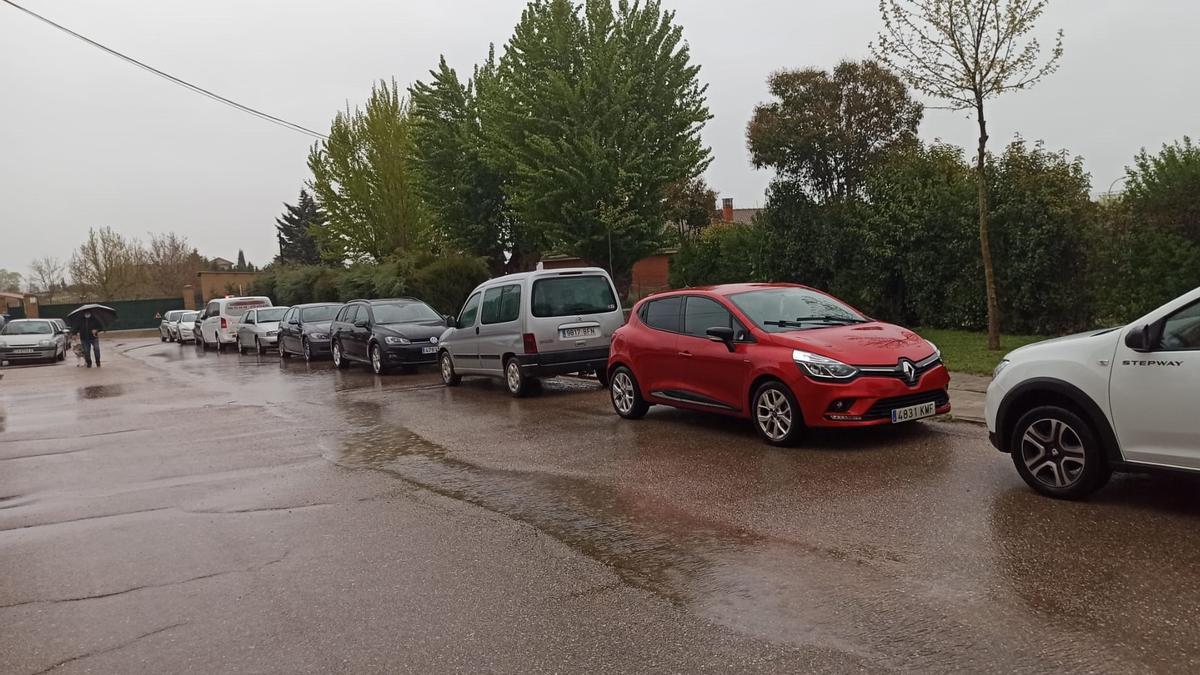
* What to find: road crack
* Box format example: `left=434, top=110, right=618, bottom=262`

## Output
left=29, top=621, right=189, bottom=674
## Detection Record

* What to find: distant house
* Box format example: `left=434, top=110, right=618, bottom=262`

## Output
left=211, top=257, right=235, bottom=271
left=718, top=197, right=762, bottom=225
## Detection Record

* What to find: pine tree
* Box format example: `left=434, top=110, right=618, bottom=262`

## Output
left=275, top=189, right=326, bottom=265
left=236, top=249, right=247, bottom=271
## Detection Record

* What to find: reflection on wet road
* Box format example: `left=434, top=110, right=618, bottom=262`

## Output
left=4, top=339, right=1200, bottom=672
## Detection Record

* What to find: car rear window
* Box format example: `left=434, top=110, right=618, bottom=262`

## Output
left=256, top=307, right=288, bottom=322
left=531, top=275, right=618, bottom=318
left=300, top=305, right=339, bottom=322
left=180, top=312, right=198, bottom=322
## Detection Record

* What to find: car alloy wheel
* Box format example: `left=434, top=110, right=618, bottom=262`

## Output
left=1010, top=405, right=1110, bottom=500
left=505, top=358, right=531, bottom=397
left=333, top=341, right=347, bottom=369
left=238, top=340, right=246, bottom=355
left=609, top=367, right=648, bottom=419
left=370, top=344, right=386, bottom=375
left=280, top=342, right=290, bottom=360
left=440, top=351, right=460, bottom=386
left=303, top=338, right=312, bottom=362
left=752, top=382, right=803, bottom=446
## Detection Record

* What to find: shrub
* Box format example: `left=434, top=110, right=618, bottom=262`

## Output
left=337, top=265, right=377, bottom=301
left=669, top=223, right=766, bottom=288
left=409, top=254, right=490, bottom=314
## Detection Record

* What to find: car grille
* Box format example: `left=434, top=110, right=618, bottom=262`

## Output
left=863, top=389, right=949, bottom=420
left=858, top=355, right=943, bottom=385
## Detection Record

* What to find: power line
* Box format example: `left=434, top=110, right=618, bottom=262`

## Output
left=2, top=0, right=328, bottom=140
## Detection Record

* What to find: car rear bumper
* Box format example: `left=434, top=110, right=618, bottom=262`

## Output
left=259, top=334, right=279, bottom=346
left=793, top=365, right=953, bottom=428
left=513, top=346, right=610, bottom=378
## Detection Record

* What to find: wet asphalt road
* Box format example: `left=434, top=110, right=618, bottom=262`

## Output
left=2, top=339, right=1199, bottom=673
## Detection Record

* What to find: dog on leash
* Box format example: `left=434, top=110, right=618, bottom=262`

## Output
left=71, top=342, right=85, bottom=367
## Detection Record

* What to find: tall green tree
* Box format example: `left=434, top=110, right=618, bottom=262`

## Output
left=874, top=0, right=1065, bottom=349
left=410, top=51, right=512, bottom=274
left=308, top=79, right=427, bottom=263
left=275, top=188, right=326, bottom=265
left=486, top=0, right=712, bottom=292
left=747, top=60, right=923, bottom=202
left=235, top=249, right=247, bottom=271
left=1124, top=137, right=1200, bottom=242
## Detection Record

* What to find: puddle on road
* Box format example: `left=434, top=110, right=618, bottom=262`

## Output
left=327, top=401, right=752, bottom=604
left=77, top=384, right=126, bottom=400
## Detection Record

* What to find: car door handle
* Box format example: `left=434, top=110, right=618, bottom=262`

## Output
left=678, top=351, right=693, bottom=357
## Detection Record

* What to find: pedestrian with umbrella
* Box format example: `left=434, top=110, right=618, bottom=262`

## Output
left=66, top=304, right=117, bottom=368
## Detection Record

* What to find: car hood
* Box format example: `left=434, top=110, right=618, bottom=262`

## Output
left=1005, top=326, right=1121, bottom=361
left=302, top=321, right=332, bottom=334
left=768, top=322, right=936, bottom=366
left=376, top=322, right=446, bottom=341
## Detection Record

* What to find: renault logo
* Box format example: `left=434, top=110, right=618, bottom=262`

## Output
left=899, top=359, right=917, bottom=384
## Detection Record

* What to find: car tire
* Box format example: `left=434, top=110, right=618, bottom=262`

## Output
left=302, top=338, right=312, bottom=362
left=609, top=366, right=649, bottom=419
left=440, top=351, right=461, bottom=386
left=238, top=339, right=246, bottom=355
left=1010, top=405, right=1111, bottom=500
left=160, top=333, right=167, bottom=343
left=333, top=341, right=350, bottom=370
left=280, top=342, right=291, bottom=360
left=370, top=344, right=388, bottom=375
left=504, top=357, right=532, bottom=398
left=57, top=347, right=66, bottom=362
left=256, top=337, right=265, bottom=356
left=751, top=381, right=804, bottom=446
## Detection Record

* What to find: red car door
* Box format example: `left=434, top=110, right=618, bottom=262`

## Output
left=634, top=296, right=683, bottom=397
left=675, top=295, right=752, bottom=412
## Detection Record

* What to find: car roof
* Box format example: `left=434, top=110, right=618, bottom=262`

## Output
left=643, top=282, right=818, bottom=299
left=6, top=318, right=50, bottom=323
left=347, top=297, right=422, bottom=304
left=293, top=302, right=341, bottom=308
left=469, top=267, right=611, bottom=293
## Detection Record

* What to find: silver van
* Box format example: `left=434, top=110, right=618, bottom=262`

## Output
left=438, top=267, right=623, bottom=396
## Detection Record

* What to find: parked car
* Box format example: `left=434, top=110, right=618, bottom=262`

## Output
left=199, top=296, right=273, bottom=351
left=175, top=311, right=199, bottom=343
left=987, top=286, right=1200, bottom=500
left=277, top=303, right=341, bottom=361
left=49, top=318, right=72, bottom=350
left=439, top=267, right=623, bottom=396
left=159, top=310, right=186, bottom=342
left=330, top=298, right=449, bottom=374
left=236, top=306, right=288, bottom=355
left=606, top=283, right=949, bottom=446
left=0, top=318, right=68, bottom=363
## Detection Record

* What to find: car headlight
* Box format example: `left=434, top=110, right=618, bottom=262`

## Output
left=993, top=358, right=1011, bottom=378
left=384, top=336, right=410, bottom=345
left=38, top=339, right=52, bottom=346
left=793, top=349, right=859, bottom=380
left=309, top=333, right=329, bottom=341
left=926, top=341, right=940, bottom=360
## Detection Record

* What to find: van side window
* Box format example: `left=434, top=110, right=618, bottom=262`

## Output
left=644, top=297, right=683, bottom=333
left=481, top=284, right=521, bottom=325
left=206, top=301, right=220, bottom=317
left=459, top=292, right=482, bottom=328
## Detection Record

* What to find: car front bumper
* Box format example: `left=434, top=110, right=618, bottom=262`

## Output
left=513, top=346, right=609, bottom=378
left=0, top=347, right=57, bottom=361
left=790, top=364, right=953, bottom=428
left=381, top=343, right=440, bottom=365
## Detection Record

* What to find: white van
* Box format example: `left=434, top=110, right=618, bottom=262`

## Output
left=437, top=267, right=624, bottom=396
left=199, top=296, right=272, bottom=351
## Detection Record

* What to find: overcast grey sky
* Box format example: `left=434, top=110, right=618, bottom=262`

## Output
left=2, top=0, right=1197, bottom=278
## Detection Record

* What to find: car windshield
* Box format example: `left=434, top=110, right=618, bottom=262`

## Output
left=729, top=288, right=866, bottom=333
left=256, top=307, right=289, bottom=322
left=180, top=312, right=198, bottom=322
left=372, top=302, right=441, bottom=324
left=300, top=305, right=339, bottom=323
left=531, top=275, right=618, bottom=317
left=1, top=321, right=53, bottom=335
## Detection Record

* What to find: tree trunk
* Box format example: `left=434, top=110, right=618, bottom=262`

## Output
left=975, top=101, right=1001, bottom=351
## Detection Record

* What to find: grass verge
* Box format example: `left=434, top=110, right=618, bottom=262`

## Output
left=916, top=328, right=1045, bottom=376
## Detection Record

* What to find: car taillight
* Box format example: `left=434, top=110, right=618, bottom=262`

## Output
left=220, top=317, right=227, bottom=329
left=522, top=333, right=538, bottom=354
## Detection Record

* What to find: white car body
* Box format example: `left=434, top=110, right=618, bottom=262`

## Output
left=200, top=297, right=272, bottom=348
left=175, top=311, right=199, bottom=343
left=0, top=319, right=68, bottom=363
left=986, top=286, right=1200, bottom=496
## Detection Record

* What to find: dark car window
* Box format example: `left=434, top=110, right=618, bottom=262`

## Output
left=531, top=275, right=617, bottom=317
left=481, top=284, right=521, bottom=325
left=459, top=293, right=482, bottom=328
left=243, top=311, right=256, bottom=324
left=343, top=305, right=360, bottom=324
left=285, top=308, right=299, bottom=325
left=1161, top=301, right=1200, bottom=351
left=256, top=307, right=288, bottom=323
left=644, top=297, right=683, bottom=333
left=206, top=301, right=220, bottom=317
left=300, top=305, right=339, bottom=323
left=683, top=296, right=735, bottom=338
left=373, top=302, right=441, bottom=325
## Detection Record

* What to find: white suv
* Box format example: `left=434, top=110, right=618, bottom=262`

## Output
left=987, top=286, right=1200, bottom=499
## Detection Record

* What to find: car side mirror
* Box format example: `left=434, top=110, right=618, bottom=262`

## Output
left=1125, top=323, right=1156, bottom=353
left=444, top=314, right=454, bottom=328
left=706, top=326, right=736, bottom=352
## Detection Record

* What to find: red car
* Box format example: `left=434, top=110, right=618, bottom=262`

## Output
left=607, top=283, right=950, bottom=445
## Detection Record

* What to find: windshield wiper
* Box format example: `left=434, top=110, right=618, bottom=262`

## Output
left=763, top=320, right=808, bottom=328
left=794, top=315, right=866, bottom=324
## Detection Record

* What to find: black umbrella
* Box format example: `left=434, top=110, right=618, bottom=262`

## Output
left=65, top=304, right=118, bottom=332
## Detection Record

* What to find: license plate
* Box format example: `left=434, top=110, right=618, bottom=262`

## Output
left=421, top=346, right=438, bottom=354
left=560, top=326, right=599, bottom=339
left=14, top=349, right=34, bottom=354
left=891, top=401, right=936, bottom=424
